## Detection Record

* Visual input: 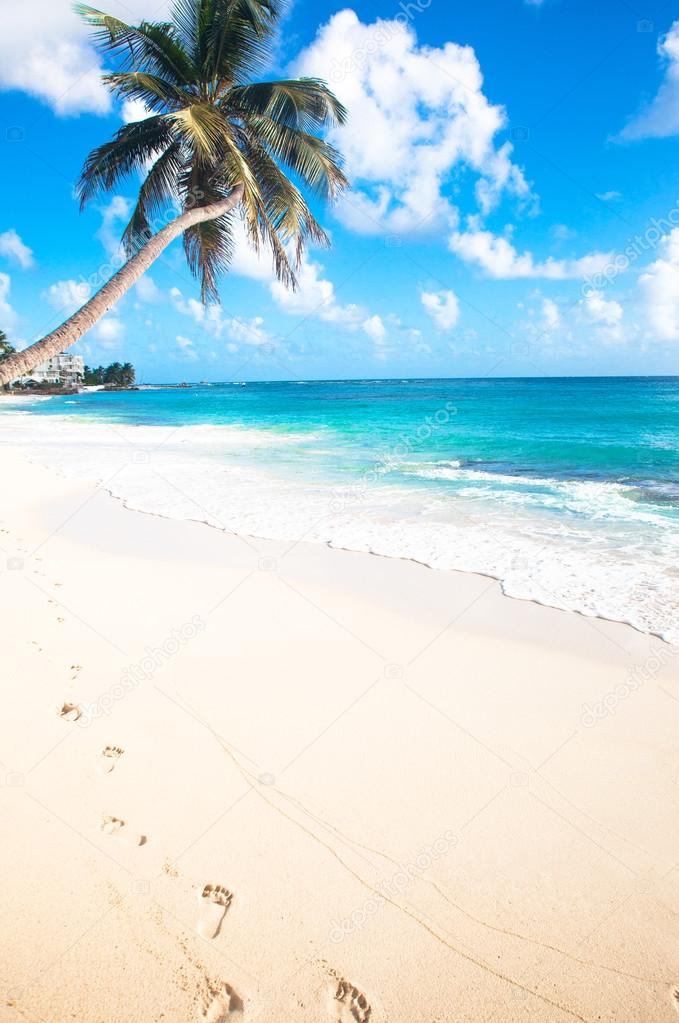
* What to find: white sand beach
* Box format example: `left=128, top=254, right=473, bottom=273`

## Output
left=2, top=441, right=679, bottom=1023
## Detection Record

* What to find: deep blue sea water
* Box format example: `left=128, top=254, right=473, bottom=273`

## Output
left=3, top=377, right=678, bottom=641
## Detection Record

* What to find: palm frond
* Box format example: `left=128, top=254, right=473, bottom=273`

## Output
left=228, top=79, right=347, bottom=130
left=76, top=116, right=174, bottom=208
left=103, top=71, right=192, bottom=113
left=180, top=166, right=236, bottom=300
left=203, top=0, right=281, bottom=83
left=122, top=142, right=184, bottom=253
left=168, top=103, right=231, bottom=160
left=75, top=5, right=196, bottom=85
left=245, top=117, right=348, bottom=199
left=242, top=136, right=330, bottom=262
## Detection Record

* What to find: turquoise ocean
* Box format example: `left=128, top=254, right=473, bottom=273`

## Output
left=3, top=376, right=678, bottom=642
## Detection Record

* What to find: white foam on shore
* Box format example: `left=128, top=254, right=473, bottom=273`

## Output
left=3, top=410, right=677, bottom=645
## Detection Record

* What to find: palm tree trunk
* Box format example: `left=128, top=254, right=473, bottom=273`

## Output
left=0, top=184, right=244, bottom=387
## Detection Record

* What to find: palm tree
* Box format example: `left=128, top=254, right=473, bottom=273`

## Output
left=0, top=330, right=16, bottom=390
left=0, top=0, right=347, bottom=386
left=0, top=330, right=14, bottom=359
left=120, top=362, right=136, bottom=387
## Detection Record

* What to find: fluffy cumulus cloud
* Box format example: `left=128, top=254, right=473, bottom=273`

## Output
left=270, top=258, right=363, bottom=325
left=449, top=227, right=614, bottom=280
left=135, top=275, right=162, bottom=303
left=579, top=289, right=624, bottom=342
left=94, top=316, right=125, bottom=347
left=176, top=334, right=198, bottom=361
left=540, top=297, right=561, bottom=333
left=362, top=314, right=387, bottom=344
left=170, top=287, right=273, bottom=348
left=294, top=9, right=534, bottom=234
left=620, top=20, right=679, bottom=140
left=0, top=230, right=34, bottom=270
left=581, top=290, right=623, bottom=328
left=225, top=220, right=386, bottom=342
left=0, top=0, right=169, bottom=116
left=638, top=228, right=679, bottom=340
left=45, top=278, right=92, bottom=315
left=421, top=289, right=460, bottom=330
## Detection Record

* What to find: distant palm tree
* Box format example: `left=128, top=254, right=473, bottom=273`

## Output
left=0, top=330, right=15, bottom=359
left=0, top=330, right=16, bottom=390
left=0, top=0, right=347, bottom=386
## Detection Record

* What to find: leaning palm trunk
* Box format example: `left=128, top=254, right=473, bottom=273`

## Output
left=0, top=185, right=244, bottom=387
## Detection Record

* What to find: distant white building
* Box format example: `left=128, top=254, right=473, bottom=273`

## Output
left=20, top=353, right=84, bottom=387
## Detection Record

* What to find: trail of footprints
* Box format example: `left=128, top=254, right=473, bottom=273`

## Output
left=10, top=525, right=371, bottom=1019
left=56, top=690, right=372, bottom=1021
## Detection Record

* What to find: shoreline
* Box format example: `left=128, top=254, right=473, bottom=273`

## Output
left=2, top=443, right=679, bottom=1022
left=1, top=401, right=677, bottom=646
left=100, top=474, right=679, bottom=651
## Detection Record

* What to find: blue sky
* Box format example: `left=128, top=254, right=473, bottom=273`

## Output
left=1, top=0, right=679, bottom=382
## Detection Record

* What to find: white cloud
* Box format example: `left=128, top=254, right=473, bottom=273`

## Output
left=576, top=288, right=624, bottom=343
left=97, top=195, right=131, bottom=258
left=0, top=0, right=169, bottom=116
left=421, top=289, right=460, bottom=330
left=581, top=290, right=623, bottom=327
left=176, top=334, right=198, bottom=360
left=135, top=275, right=162, bottom=303
left=449, top=227, right=614, bottom=279
left=227, top=218, right=280, bottom=282
left=540, top=297, right=561, bottom=332
left=179, top=217, right=384, bottom=340
left=121, top=98, right=153, bottom=123
left=620, top=20, right=679, bottom=140
left=228, top=219, right=363, bottom=323
left=226, top=316, right=270, bottom=347
left=638, top=228, right=679, bottom=340
left=0, top=273, right=18, bottom=329
left=596, top=190, right=622, bottom=202
left=270, top=257, right=363, bottom=325
left=294, top=9, right=534, bottom=234
left=45, top=278, right=92, bottom=315
left=170, top=286, right=273, bottom=347
left=0, top=230, right=34, bottom=269
left=94, top=316, right=125, bottom=346
left=170, top=287, right=204, bottom=323
left=551, top=223, right=576, bottom=240
left=362, top=314, right=387, bottom=344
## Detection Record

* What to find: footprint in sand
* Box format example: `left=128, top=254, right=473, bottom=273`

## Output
left=100, top=815, right=145, bottom=847
left=58, top=702, right=81, bottom=722
left=671, top=985, right=679, bottom=1011
left=197, top=885, right=233, bottom=939
left=98, top=746, right=124, bottom=774
left=202, top=981, right=242, bottom=1020
left=329, top=977, right=371, bottom=1023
